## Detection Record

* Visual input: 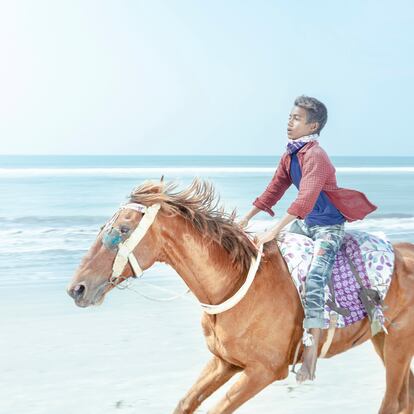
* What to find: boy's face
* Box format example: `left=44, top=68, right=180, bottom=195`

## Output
left=287, top=106, right=319, bottom=140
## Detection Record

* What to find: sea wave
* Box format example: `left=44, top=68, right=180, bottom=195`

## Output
left=2, top=213, right=414, bottom=228
left=0, top=260, right=177, bottom=287
left=0, top=215, right=107, bottom=227
left=1, top=166, right=414, bottom=176
left=0, top=227, right=99, bottom=254
left=1, top=215, right=413, bottom=287
left=1, top=214, right=413, bottom=256
left=250, top=216, right=414, bottom=240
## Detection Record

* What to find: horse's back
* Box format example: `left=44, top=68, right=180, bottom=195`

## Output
left=393, top=241, right=414, bottom=257
left=393, top=242, right=414, bottom=278
left=380, top=242, right=414, bottom=333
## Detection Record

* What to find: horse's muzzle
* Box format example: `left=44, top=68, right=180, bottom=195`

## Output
left=67, top=279, right=109, bottom=307
left=67, top=283, right=88, bottom=306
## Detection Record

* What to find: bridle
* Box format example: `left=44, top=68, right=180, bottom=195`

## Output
left=103, top=202, right=161, bottom=286
left=102, top=202, right=263, bottom=315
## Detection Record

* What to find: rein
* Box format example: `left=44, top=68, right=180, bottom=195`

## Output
left=105, top=202, right=264, bottom=315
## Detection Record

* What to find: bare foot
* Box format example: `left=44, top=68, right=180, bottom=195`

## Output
left=296, top=357, right=315, bottom=383
left=296, top=328, right=321, bottom=384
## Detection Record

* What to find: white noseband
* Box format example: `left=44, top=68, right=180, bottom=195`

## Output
left=109, top=203, right=161, bottom=284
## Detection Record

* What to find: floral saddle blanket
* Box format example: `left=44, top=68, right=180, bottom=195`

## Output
left=277, top=230, right=395, bottom=331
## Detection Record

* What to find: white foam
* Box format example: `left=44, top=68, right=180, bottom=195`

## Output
left=1, top=166, right=414, bottom=177
left=246, top=217, right=414, bottom=238
left=346, top=217, right=414, bottom=232
left=0, top=226, right=98, bottom=254
left=338, top=167, right=414, bottom=173
left=2, top=216, right=413, bottom=255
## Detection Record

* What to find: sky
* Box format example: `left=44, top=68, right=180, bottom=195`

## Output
left=0, top=0, right=413, bottom=156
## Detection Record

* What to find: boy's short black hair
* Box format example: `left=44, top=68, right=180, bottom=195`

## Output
left=294, top=95, right=328, bottom=134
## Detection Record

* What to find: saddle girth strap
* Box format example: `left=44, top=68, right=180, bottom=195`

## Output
left=327, top=278, right=351, bottom=317
left=345, top=256, right=384, bottom=336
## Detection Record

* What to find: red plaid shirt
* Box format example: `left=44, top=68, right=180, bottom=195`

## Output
left=253, top=141, right=377, bottom=222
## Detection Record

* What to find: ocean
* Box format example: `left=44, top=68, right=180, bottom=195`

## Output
left=1, top=155, right=413, bottom=413
left=1, top=155, right=414, bottom=287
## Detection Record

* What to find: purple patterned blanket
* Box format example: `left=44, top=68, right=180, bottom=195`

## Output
left=277, top=230, right=395, bottom=328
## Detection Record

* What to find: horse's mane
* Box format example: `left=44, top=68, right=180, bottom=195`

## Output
left=129, top=178, right=258, bottom=274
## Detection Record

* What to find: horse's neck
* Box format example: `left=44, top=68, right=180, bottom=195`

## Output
left=160, top=218, right=242, bottom=305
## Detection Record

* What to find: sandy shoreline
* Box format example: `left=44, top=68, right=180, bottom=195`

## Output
left=0, top=278, right=389, bottom=414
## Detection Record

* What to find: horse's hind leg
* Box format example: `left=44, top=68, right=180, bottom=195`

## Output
left=374, top=324, right=413, bottom=414
left=372, top=331, right=414, bottom=413
left=372, top=332, right=413, bottom=413
left=397, top=368, right=413, bottom=414
left=173, top=356, right=240, bottom=414
left=406, top=370, right=414, bottom=413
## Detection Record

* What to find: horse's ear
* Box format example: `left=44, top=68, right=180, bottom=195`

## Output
left=160, top=175, right=164, bottom=182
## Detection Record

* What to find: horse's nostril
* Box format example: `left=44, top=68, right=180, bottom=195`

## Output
left=71, top=283, right=86, bottom=299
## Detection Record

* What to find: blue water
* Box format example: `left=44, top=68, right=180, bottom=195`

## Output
left=2, top=155, right=414, bottom=168
left=1, top=155, right=414, bottom=287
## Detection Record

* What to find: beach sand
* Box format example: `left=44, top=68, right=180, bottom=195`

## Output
left=2, top=155, right=413, bottom=413
left=1, top=276, right=386, bottom=414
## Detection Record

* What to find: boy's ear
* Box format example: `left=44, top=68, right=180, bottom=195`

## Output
left=311, top=122, right=319, bottom=133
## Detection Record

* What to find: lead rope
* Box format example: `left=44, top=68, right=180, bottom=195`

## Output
left=110, top=272, right=192, bottom=302
left=122, top=280, right=192, bottom=302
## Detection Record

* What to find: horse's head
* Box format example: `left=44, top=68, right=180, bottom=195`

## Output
left=67, top=178, right=259, bottom=307
left=67, top=199, right=164, bottom=307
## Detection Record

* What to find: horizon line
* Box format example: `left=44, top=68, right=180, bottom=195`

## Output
left=1, top=154, right=414, bottom=157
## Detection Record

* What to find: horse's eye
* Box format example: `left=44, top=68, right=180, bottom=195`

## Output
left=120, top=225, right=130, bottom=234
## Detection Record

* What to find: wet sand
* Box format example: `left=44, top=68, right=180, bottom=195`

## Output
left=0, top=278, right=386, bottom=414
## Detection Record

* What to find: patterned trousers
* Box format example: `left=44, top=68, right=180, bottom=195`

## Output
left=288, top=219, right=345, bottom=329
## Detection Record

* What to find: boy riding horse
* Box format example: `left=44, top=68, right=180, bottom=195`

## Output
left=239, top=95, right=377, bottom=383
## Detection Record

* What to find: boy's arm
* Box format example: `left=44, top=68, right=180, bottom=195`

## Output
left=239, top=206, right=261, bottom=227
left=241, top=156, right=292, bottom=226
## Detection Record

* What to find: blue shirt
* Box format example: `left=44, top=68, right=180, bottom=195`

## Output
left=290, top=149, right=345, bottom=226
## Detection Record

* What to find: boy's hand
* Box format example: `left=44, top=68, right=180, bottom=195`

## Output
left=238, top=217, right=249, bottom=229
left=257, top=228, right=279, bottom=245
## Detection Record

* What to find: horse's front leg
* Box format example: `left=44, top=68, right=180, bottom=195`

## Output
left=173, top=356, right=240, bottom=414
left=207, top=364, right=282, bottom=414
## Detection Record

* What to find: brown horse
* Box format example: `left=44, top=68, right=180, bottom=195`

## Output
left=67, top=179, right=414, bottom=414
